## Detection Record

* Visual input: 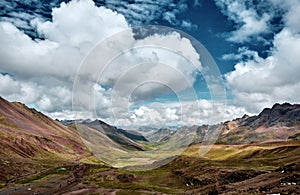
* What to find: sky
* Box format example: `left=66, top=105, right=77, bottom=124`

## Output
left=0, top=0, right=300, bottom=129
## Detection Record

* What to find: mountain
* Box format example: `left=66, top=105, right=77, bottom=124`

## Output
left=218, top=103, right=300, bottom=144
left=80, top=119, right=147, bottom=151
left=244, top=103, right=300, bottom=128
left=58, top=119, right=148, bottom=151
left=0, top=96, right=91, bottom=183
left=137, top=103, right=300, bottom=145
left=139, top=127, right=175, bottom=142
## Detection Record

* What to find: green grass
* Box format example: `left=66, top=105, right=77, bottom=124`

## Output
left=82, top=165, right=184, bottom=194
left=0, top=183, right=6, bottom=189
left=3, top=140, right=299, bottom=194
left=116, top=190, right=149, bottom=195
left=183, top=142, right=300, bottom=167
left=16, top=165, right=73, bottom=184
left=80, top=156, right=108, bottom=165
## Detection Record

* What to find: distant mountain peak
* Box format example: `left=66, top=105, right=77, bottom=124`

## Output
left=217, top=102, right=300, bottom=144
left=242, top=114, right=249, bottom=119
left=255, top=103, right=300, bottom=127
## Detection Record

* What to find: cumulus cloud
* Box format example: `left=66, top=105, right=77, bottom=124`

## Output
left=225, top=0, right=300, bottom=113
left=271, top=0, right=300, bottom=33
left=113, top=99, right=246, bottom=129
left=0, top=0, right=129, bottom=79
left=0, top=0, right=127, bottom=111
left=0, top=74, right=20, bottom=96
left=33, top=0, right=129, bottom=46
left=71, top=27, right=203, bottom=127
left=109, top=32, right=201, bottom=98
left=0, top=0, right=207, bottom=128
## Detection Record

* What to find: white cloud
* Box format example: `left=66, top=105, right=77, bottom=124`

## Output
left=181, top=20, right=197, bottom=30
left=0, top=0, right=194, bottom=33
left=225, top=0, right=300, bottom=113
left=131, top=106, right=165, bottom=127
left=165, top=107, right=179, bottom=121
left=0, top=0, right=129, bottom=81
left=70, top=22, right=203, bottom=126
left=33, top=0, right=128, bottom=47
left=163, top=11, right=177, bottom=25
left=0, top=0, right=129, bottom=112
left=104, top=0, right=189, bottom=27
left=271, top=0, right=300, bottom=33
left=0, top=74, right=20, bottom=95
left=222, top=47, right=259, bottom=61
left=113, top=99, right=246, bottom=129
left=0, top=74, right=42, bottom=104
left=0, top=0, right=205, bottom=128
left=107, top=32, right=201, bottom=99
left=215, top=0, right=271, bottom=43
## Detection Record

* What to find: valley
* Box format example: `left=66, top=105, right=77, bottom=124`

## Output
left=1, top=141, right=299, bottom=194
left=0, top=96, right=299, bottom=194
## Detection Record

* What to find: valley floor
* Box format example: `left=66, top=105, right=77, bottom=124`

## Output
left=0, top=141, right=299, bottom=195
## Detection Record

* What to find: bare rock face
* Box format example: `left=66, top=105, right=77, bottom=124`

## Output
left=212, top=103, right=300, bottom=144
left=244, top=103, right=300, bottom=129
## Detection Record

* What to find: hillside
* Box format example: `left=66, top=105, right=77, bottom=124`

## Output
left=81, top=119, right=147, bottom=151
left=0, top=97, right=91, bottom=183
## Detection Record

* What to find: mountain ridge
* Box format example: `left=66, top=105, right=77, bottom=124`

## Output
left=4, top=96, right=300, bottom=146
left=217, top=103, right=300, bottom=144
left=134, top=102, right=300, bottom=144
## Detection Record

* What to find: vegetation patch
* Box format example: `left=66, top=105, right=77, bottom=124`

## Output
left=16, top=165, right=73, bottom=184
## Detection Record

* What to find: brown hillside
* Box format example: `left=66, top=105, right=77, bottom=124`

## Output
left=0, top=96, right=90, bottom=183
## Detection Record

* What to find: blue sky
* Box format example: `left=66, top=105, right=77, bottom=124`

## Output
left=0, top=0, right=300, bottom=128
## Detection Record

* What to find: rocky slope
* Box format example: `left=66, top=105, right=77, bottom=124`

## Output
left=218, top=103, right=300, bottom=144
left=59, top=119, right=148, bottom=151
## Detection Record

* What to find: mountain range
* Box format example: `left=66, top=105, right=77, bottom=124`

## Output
left=0, top=96, right=299, bottom=194
left=134, top=102, right=300, bottom=144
